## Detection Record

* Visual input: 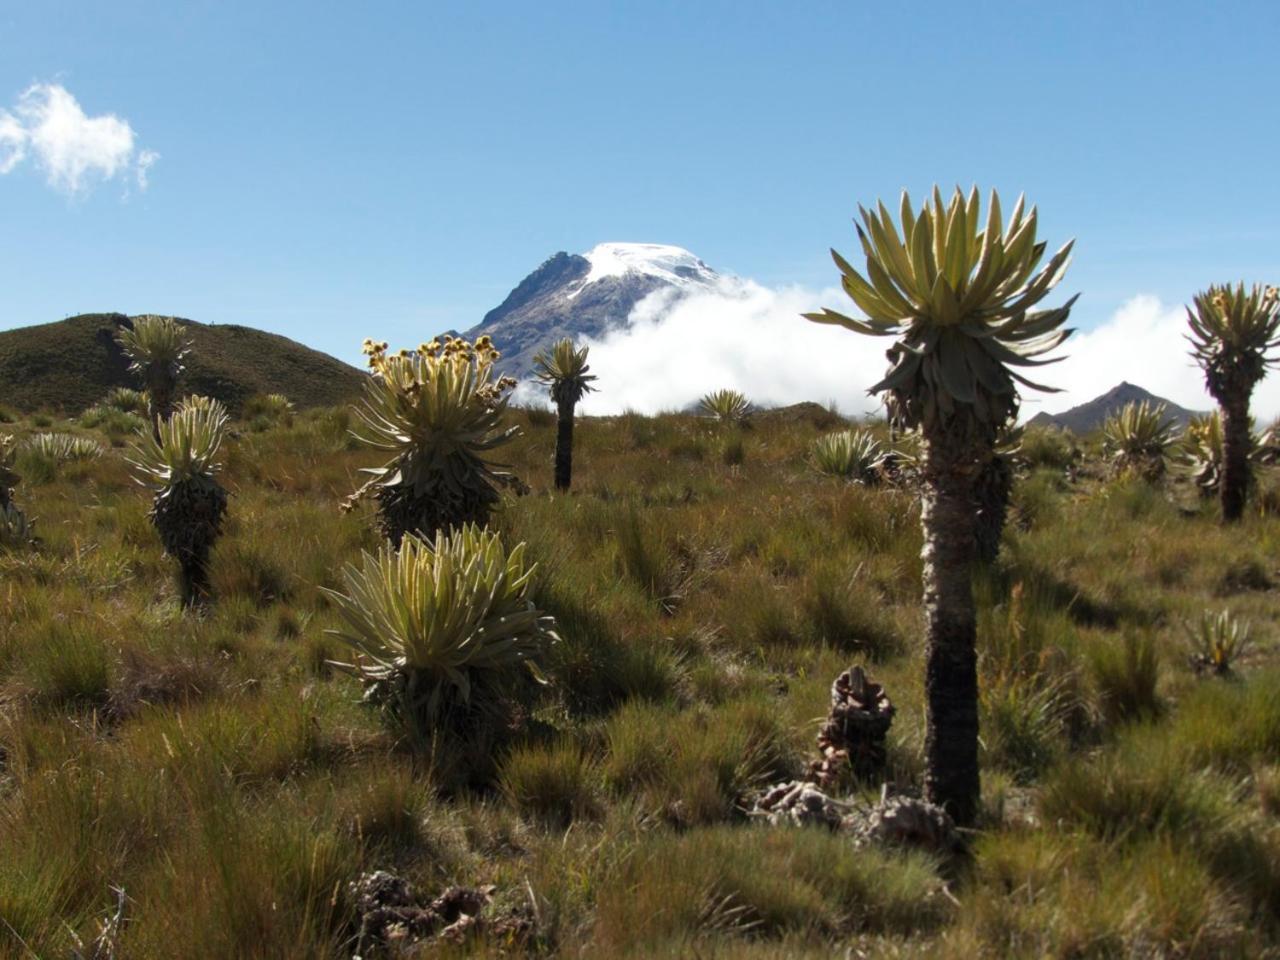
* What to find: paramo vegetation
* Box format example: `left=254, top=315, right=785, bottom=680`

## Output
left=1, top=189, right=1279, bottom=957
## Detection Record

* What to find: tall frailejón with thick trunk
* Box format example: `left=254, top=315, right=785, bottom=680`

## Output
left=1186, top=283, right=1280, bottom=523
left=532, top=338, right=596, bottom=492
left=803, top=187, right=1076, bottom=825
left=115, top=315, right=191, bottom=440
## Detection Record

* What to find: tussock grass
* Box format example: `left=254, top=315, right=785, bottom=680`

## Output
left=592, top=826, right=949, bottom=950
left=0, top=404, right=1278, bottom=957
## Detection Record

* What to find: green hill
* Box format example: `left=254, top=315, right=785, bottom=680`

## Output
left=0, top=313, right=366, bottom=414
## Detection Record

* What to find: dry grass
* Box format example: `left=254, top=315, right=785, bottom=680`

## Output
left=0, top=402, right=1278, bottom=957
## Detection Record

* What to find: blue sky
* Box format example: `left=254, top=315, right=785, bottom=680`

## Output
left=2, top=1, right=1278, bottom=412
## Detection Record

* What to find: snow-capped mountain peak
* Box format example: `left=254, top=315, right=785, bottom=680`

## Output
left=464, top=243, right=722, bottom=379
left=577, top=242, right=719, bottom=289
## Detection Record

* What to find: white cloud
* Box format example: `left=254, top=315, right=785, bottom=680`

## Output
left=1037, top=294, right=1280, bottom=423
left=135, top=148, right=159, bottom=190
left=525, top=282, right=1280, bottom=424
left=0, top=83, right=157, bottom=195
left=1030, top=295, right=1209, bottom=418
left=518, top=277, right=893, bottom=417
left=0, top=110, right=26, bottom=173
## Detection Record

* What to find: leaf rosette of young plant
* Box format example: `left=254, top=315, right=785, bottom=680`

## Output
left=243, top=391, right=295, bottom=422
left=1177, top=412, right=1265, bottom=497
left=349, top=336, right=521, bottom=544
left=127, top=403, right=230, bottom=605
left=115, top=315, right=192, bottom=426
left=1102, top=401, right=1178, bottom=480
left=175, top=394, right=229, bottom=419
left=1184, top=608, right=1250, bottom=676
left=322, top=524, right=559, bottom=732
left=103, top=386, right=150, bottom=415
left=698, top=388, right=752, bottom=426
left=812, top=428, right=886, bottom=484
left=20, top=432, right=104, bottom=463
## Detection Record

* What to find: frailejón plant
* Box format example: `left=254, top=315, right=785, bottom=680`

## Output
left=1186, top=283, right=1280, bottom=521
left=804, top=186, right=1075, bottom=824
left=323, top=523, right=558, bottom=736
left=1185, top=608, right=1250, bottom=675
left=115, top=315, right=192, bottom=437
left=699, top=389, right=751, bottom=426
left=532, top=337, right=597, bottom=491
left=1102, top=401, right=1178, bottom=481
left=811, top=428, right=886, bottom=484
left=127, top=403, right=229, bottom=606
left=347, top=336, right=521, bottom=545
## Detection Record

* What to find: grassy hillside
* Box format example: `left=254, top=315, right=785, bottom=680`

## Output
left=0, top=313, right=365, bottom=414
left=1, top=405, right=1278, bottom=957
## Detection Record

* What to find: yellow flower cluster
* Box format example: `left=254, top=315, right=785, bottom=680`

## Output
left=360, top=335, right=506, bottom=396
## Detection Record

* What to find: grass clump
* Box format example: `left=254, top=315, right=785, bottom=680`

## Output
left=0, top=402, right=1279, bottom=957
left=602, top=697, right=798, bottom=826
left=500, top=737, right=601, bottom=828
left=1087, top=630, right=1162, bottom=724
left=592, top=826, right=949, bottom=951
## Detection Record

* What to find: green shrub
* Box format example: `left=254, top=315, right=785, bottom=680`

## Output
left=613, top=503, right=689, bottom=608
left=80, top=404, right=149, bottom=437
left=720, top=432, right=746, bottom=466
left=103, top=387, right=150, bottom=414
left=798, top=569, right=902, bottom=660
left=242, top=393, right=294, bottom=421
left=1019, top=425, right=1080, bottom=470
left=1011, top=468, right=1065, bottom=529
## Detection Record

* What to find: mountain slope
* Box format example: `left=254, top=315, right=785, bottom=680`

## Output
left=466, top=243, right=720, bottom=378
left=1027, top=381, right=1202, bottom=433
left=0, top=313, right=366, bottom=414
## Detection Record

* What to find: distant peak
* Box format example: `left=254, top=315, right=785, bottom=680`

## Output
left=579, top=242, right=718, bottom=288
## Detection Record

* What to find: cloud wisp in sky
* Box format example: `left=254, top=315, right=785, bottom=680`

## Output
left=0, top=83, right=157, bottom=195
left=542, top=281, right=1274, bottom=423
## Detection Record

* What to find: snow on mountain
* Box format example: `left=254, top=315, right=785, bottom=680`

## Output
left=571, top=242, right=719, bottom=294
left=464, top=243, right=722, bottom=379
